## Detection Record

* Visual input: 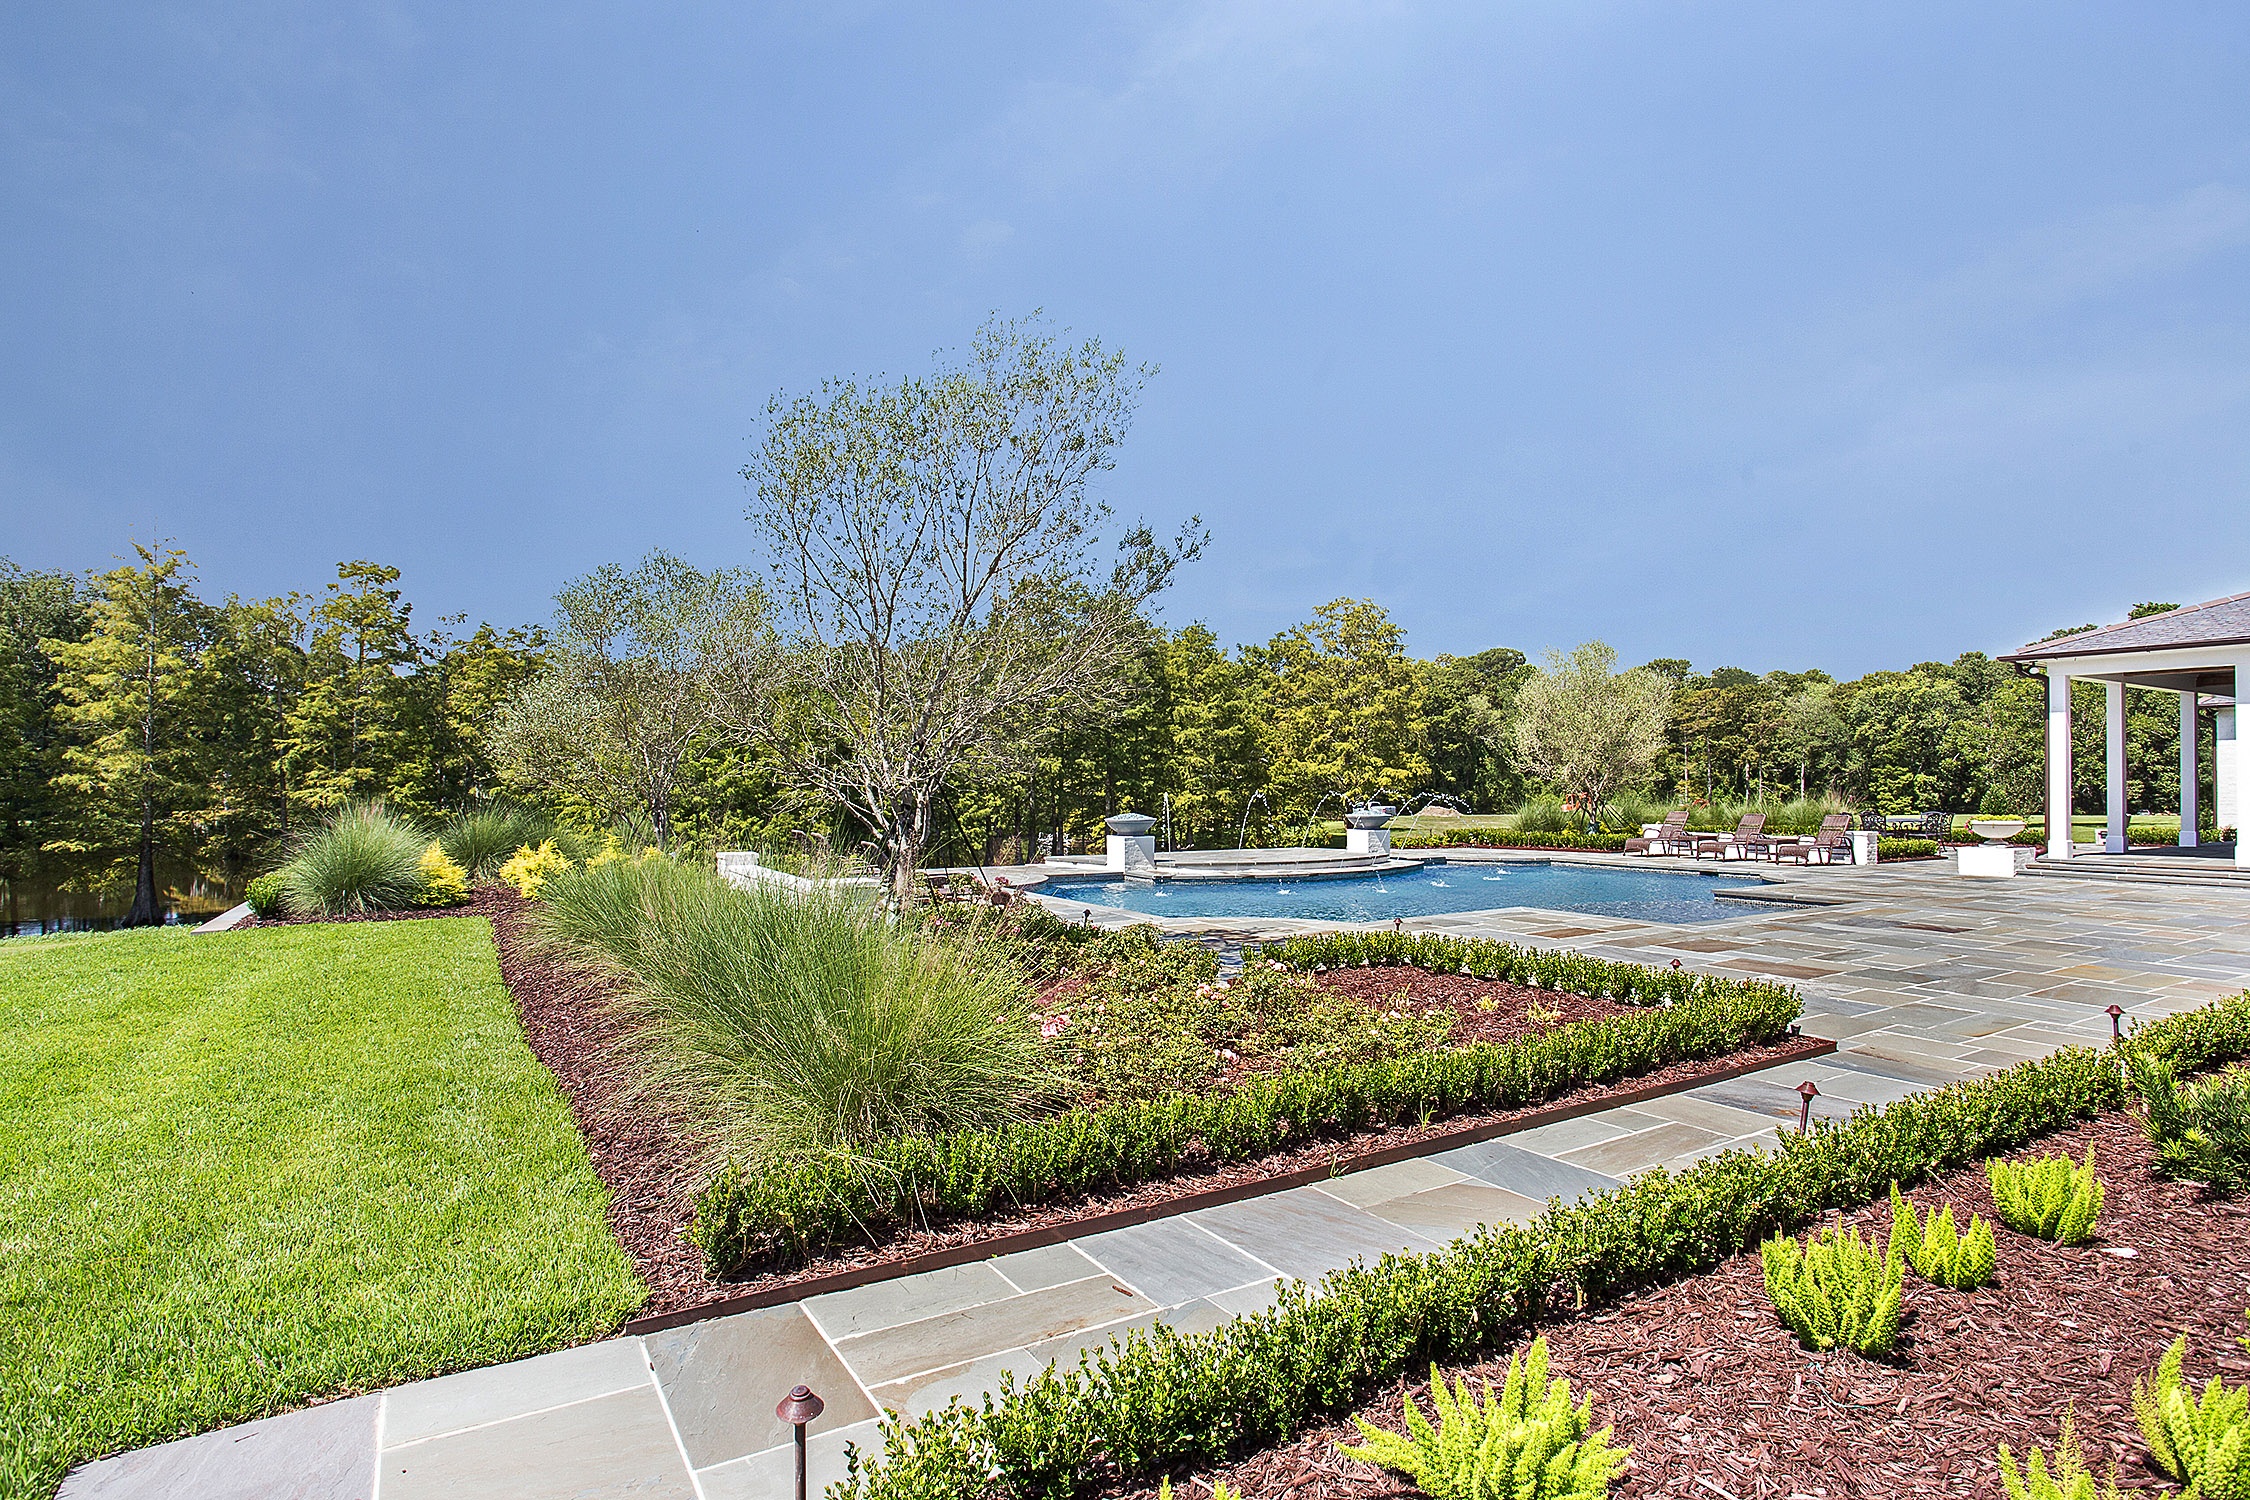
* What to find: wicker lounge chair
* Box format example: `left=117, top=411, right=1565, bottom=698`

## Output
left=1694, top=812, right=1769, bottom=860
left=1624, top=809, right=1691, bottom=856
left=1768, top=813, right=1853, bottom=864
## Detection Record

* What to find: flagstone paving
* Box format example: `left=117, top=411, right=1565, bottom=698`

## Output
left=58, top=859, right=2250, bottom=1500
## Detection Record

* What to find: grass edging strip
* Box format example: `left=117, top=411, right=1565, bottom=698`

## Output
left=622, top=1034, right=1832, bottom=1336
left=827, top=991, right=2250, bottom=1500
left=691, top=967, right=1804, bottom=1278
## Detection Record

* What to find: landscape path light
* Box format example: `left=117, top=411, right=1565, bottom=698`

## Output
left=776, top=1384, right=824, bottom=1500
left=1796, top=1080, right=1819, bottom=1135
left=2106, top=1003, right=2125, bottom=1044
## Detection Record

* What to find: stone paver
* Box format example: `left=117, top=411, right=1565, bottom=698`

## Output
left=56, top=860, right=2250, bottom=1499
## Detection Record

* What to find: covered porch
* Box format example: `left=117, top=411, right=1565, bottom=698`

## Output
left=2003, top=592, right=2246, bottom=868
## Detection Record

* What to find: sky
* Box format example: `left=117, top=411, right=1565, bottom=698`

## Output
left=5, top=1, right=2249, bottom=675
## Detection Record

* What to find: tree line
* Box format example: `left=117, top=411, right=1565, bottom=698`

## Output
left=6, top=317, right=2214, bottom=925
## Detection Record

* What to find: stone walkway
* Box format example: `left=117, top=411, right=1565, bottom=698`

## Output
left=59, top=861, right=2250, bottom=1500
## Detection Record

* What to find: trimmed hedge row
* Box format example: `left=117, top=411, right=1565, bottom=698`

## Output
left=690, top=974, right=1802, bottom=1277
left=1879, top=837, right=1941, bottom=860
left=1255, top=929, right=1741, bottom=1008
left=1392, top=830, right=1632, bottom=852
left=830, top=992, right=2250, bottom=1500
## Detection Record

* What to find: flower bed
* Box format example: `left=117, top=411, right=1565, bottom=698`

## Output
left=827, top=993, right=2250, bottom=1500
left=1137, top=1106, right=2250, bottom=1499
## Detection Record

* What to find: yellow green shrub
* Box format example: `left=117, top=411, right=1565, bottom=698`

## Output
left=498, top=840, right=573, bottom=898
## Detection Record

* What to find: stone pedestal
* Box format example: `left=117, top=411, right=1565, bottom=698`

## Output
left=1346, top=827, right=1393, bottom=856
left=1848, top=831, right=1879, bottom=866
left=1957, top=843, right=2016, bottom=879
left=1105, top=834, right=1156, bottom=872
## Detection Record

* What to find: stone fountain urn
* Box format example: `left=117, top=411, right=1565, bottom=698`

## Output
left=1104, top=812, right=1157, bottom=873
left=1345, top=805, right=1397, bottom=856
left=1959, top=817, right=2025, bottom=880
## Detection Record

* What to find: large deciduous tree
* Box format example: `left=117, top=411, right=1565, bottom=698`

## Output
left=0, top=561, right=88, bottom=929
left=1251, top=598, right=1430, bottom=821
left=1510, top=641, right=1671, bottom=825
left=740, top=315, right=1200, bottom=898
left=487, top=551, right=765, bottom=848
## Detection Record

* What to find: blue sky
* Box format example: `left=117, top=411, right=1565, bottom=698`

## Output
left=5, top=2, right=2248, bottom=674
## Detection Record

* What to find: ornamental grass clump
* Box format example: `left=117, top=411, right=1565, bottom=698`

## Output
left=278, top=802, right=429, bottom=916
left=2132, top=1053, right=2250, bottom=1195
left=2133, top=1336, right=2250, bottom=1497
left=439, top=804, right=557, bottom=878
left=535, top=857, right=1051, bottom=1161
left=1339, top=1341, right=1629, bottom=1500
left=1998, top=1414, right=2124, bottom=1500
left=1759, top=1223, right=1905, bottom=1356
left=1889, top=1184, right=1997, bottom=1289
left=1988, top=1148, right=2104, bottom=1244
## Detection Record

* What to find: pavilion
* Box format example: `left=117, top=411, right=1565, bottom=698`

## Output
left=2003, top=592, right=2244, bottom=866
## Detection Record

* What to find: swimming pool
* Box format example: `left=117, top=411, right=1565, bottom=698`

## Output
left=1045, top=862, right=1771, bottom=924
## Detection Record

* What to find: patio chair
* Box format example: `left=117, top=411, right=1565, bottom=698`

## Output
left=1911, top=810, right=1952, bottom=839
left=1857, top=809, right=1890, bottom=834
left=1624, top=809, right=1691, bottom=856
left=1693, top=812, right=1769, bottom=860
left=1769, top=813, right=1853, bottom=864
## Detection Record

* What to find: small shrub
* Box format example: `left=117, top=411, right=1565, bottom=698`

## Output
left=1515, top=795, right=1574, bottom=834
left=414, top=842, right=470, bottom=907
left=1759, top=1224, right=1905, bottom=1356
left=1998, top=1414, right=2122, bottom=1500
left=2133, top=1335, right=2250, bottom=1494
left=1878, top=837, right=1941, bottom=860
left=1889, top=1184, right=1997, bottom=1288
left=244, top=873, right=285, bottom=918
left=439, top=804, right=556, bottom=878
left=498, top=840, right=573, bottom=898
left=1988, top=1148, right=2103, bottom=1244
left=2133, top=1053, right=2250, bottom=1195
left=279, top=802, right=428, bottom=916
left=1339, top=1343, right=1629, bottom=1500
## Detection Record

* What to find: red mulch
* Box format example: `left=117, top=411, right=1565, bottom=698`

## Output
left=1310, top=966, right=1637, bottom=1045
left=1141, top=1111, right=2250, bottom=1500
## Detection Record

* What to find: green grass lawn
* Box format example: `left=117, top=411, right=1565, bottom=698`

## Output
left=0, top=920, right=644, bottom=1500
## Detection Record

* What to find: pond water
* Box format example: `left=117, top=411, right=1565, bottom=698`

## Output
left=1044, top=861, right=1773, bottom=925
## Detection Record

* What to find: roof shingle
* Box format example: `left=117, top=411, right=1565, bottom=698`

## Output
left=2004, top=590, right=2250, bottom=661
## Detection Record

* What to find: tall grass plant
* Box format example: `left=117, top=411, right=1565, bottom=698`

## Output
left=440, top=804, right=559, bottom=878
left=279, top=802, right=428, bottom=916
left=535, top=859, right=1051, bottom=1162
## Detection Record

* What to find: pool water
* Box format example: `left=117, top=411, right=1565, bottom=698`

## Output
left=1046, top=862, right=1771, bottom=924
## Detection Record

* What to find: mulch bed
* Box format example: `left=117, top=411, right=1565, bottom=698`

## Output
left=1145, top=1111, right=2250, bottom=1500
left=1309, top=966, right=1636, bottom=1046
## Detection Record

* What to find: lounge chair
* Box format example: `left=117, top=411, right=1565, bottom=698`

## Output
left=1769, top=813, right=1853, bottom=864
left=1624, top=809, right=1691, bottom=856
left=1694, top=812, right=1769, bottom=860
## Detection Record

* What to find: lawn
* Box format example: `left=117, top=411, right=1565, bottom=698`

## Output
left=0, top=919, right=644, bottom=1500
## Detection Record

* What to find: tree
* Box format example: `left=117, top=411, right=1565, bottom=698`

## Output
left=1251, top=599, right=1431, bottom=821
left=0, top=561, right=87, bottom=930
left=487, top=551, right=766, bottom=849
left=1422, top=647, right=1532, bottom=812
left=47, top=544, right=207, bottom=925
left=286, top=561, right=420, bottom=812
left=739, top=314, right=1201, bottom=898
left=1511, top=641, right=1671, bottom=825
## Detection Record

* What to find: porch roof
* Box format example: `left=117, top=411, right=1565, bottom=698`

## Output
left=2003, top=590, right=2250, bottom=663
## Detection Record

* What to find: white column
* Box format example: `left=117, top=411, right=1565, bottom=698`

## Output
left=2229, top=666, right=2247, bottom=867
left=2180, top=690, right=2199, bottom=849
left=2105, top=681, right=2128, bottom=854
left=2046, top=668, right=2073, bottom=859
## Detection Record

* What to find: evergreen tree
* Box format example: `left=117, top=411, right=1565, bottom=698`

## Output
left=0, top=561, right=89, bottom=930
left=47, top=544, right=208, bottom=925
